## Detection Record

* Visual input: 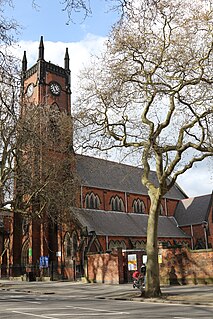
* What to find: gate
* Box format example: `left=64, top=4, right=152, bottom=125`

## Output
left=122, top=249, right=146, bottom=283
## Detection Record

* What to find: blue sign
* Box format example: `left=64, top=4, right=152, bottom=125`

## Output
left=39, top=256, right=49, bottom=268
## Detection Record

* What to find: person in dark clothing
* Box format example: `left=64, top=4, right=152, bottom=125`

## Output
left=141, top=264, right=146, bottom=275
left=140, top=264, right=146, bottom=287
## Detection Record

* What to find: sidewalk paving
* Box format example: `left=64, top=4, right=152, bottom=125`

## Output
left=125, top=287, right=213, bottom=306
left=0, top=280, right=212, bottom=306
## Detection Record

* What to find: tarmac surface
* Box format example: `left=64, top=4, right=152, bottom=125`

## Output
left=0, top=279, right=212, bottom=306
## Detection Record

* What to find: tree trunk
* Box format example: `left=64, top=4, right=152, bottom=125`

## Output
left=145, top=188, right=161, bottom=297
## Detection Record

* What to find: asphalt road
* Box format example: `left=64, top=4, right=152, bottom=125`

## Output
left=0, top=282, right=212, bottom=318
left=0, top=290, right=212, bottom=319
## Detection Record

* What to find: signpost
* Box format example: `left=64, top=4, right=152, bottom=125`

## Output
left=39, top=256, right=49, bottom=268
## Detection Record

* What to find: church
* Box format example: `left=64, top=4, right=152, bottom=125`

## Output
left=0, top=37, right=212, bottom=282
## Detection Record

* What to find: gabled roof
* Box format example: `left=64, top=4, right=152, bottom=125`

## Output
left=70, top=208, right=190, bottom=238
left=75, top=154, right=187, bottom=200
left=174, top=193, right=213, bottom=226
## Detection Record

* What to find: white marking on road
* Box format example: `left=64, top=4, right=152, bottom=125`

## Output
left=8, top=308, right=68, bottom=311
left=66, top=305, right=129, bottom=314
left=12, top=308, right=129, bottom=318
left=53, top=312, right=124, bottom=319
left=174, top=317, right=193, bottom=319
left=7, top=298, right=25, bottom=302
left=12, top=311, right=57, bottom=319
left=46, top=312, right=125, bottom=319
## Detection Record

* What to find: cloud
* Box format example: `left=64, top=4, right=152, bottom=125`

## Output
left=12, top=34, right=106, bottom=90
left=177, top=158, right=213, bottom=197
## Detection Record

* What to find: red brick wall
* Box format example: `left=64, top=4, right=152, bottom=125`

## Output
left=87, top=249, right=124, bottom=284
left=165, top=199, right=179, bottom=216
left=87, top=247, right=213, bottom=285
left=23, top=68, right=70, bottom=114
left=181, top=222, right=212, bottom=250
left=159, top=247, right=213, bottom=285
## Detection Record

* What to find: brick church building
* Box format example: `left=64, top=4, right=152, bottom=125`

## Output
left=0, top=37, right=212, bottom=281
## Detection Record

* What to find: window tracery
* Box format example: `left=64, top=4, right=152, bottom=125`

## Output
left=109, top=240, right=126, bottom=250
left=132, top=199, right=146, bottom=213
left=64, top=232, right=72, bottom=258
left=64, top=231, right=78, bottom=258
left=85, top=192, right=100, bottom=209
left=110, top=195, right=125, bottom=212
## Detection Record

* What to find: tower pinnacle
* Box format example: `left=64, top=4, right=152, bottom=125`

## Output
left=38, top=36, right=44, bottom=60
left=22, top=51, right=27, bottom=73
left=64, top=48, right=70, bottom=70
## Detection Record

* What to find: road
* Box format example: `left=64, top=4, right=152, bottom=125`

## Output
left=0, top=283, right=212, bottom=319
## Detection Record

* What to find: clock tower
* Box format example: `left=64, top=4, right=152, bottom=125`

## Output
left=21, top=36, right=71, bottom=114
left=11, top=37, right=74, bottom=278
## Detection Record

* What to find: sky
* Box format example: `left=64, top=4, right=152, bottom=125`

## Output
left=5, top=0, right=118, bottom=42
left=4, top=0, right=213, bottom=197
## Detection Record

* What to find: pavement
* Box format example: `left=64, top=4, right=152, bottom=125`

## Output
left=0, top=279, right=212, bottom=306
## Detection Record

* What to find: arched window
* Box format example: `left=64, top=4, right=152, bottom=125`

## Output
left=64, top=232, right=72, bottom=257
left=72, top=231, right=78, bottom=257
left=85, top=192, right=100, bottom=209
left=64, top=231, right=78, bottom=258
left=110, top=196, right=125, bottom=212
left=21, top=239, right=29, bottom=267
left=22, top=218, right=29, bottom=235
left=132, top=199, right=146, bottom=213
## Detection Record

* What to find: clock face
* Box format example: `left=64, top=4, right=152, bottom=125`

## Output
left=49, top=82, right=61, bottom=96
left=26, top=83, right=34, bottom=97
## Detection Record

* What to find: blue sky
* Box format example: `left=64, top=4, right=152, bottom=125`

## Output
left=4, top=0, right=213, bottom=197
left=5, top=0, right=118, bottom=42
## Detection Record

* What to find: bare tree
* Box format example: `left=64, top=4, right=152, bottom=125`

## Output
left=16, top=103, right=78, bottom=226
left=31, top=0, right=124, bottom=24
left=0, top=0, right=19, bottom=211
left=61, top=0, right=92, bottom=22
left=0, top=71, right=19, bottom=211
left=74, top=0, right=213, bottom=297
left=0, top=0, right=20, bottom=269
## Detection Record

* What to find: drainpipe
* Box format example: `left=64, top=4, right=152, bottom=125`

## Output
left=164, top=198, right=168, bottom=216
left=190, top=225, right=194, bottom=250
left=202, top=221, right=208, bottom=250
left=80, top=186, right=83, bottom=208
left=125, top=192, right=128, bottom=212
left=106, top=235, right=109, bottom=250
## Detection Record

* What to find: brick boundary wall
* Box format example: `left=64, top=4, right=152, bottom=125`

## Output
left=159, top=247, right=213, bottom=285
left=87, top=247, right=213, bottom=285
left=87, top=248, right=123, bottom=284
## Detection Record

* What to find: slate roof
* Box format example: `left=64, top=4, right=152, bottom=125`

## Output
left=174, top=193, right=213, bottom=226
left=75, top=154, right=187, bottom=200
left=70, top=208, right=190, bottom=238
